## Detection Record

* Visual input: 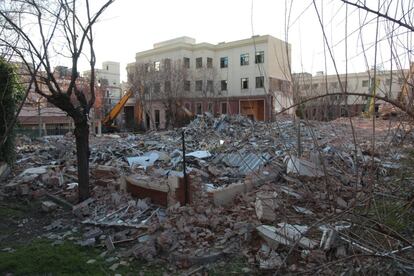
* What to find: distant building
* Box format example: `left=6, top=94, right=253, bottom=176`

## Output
left=83, top=61, right=122, bottom=120
left=17, top=65, right=104, bottom=136
left=292, top=66, right=412, bottom=120
left=127, top=35, right=292, bottom=130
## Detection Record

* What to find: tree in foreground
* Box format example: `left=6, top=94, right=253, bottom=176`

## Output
left=0, top=0, right=114, bottom=201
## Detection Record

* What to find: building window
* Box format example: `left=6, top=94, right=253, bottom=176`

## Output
left=207, top=102, right=213, bottom=113
left=221, top=80, right=228, bottom=91
left=207, top=80, right=214, bottom=92
left=196, top=57, right=202, bottom=68
left=221, top=102, right=227, bottom=114
left=312, top=83, right=319, bottom=89
left=241, top=78, right=249, bottom=89
left=164, top=58, right=171, bottom=70
left=154, top=110, right=160, bottom=129
left=164, top=81, right=171, bottom=92
left=240, top=53, right=249, bottom=66
left=362, top=80, right=369, bottom=87
left=145, top=63, right=151, bottom=72
left=184, top=80, right=190, bottom=91
left=154, top=61, right=160, bottom=71
left=154, top=82, right=160, bottom=93
left=220, top=57, right=228, bottom=68
left=255, top=51, right=264, bottom=63
left=207, top=57, right=213, bottom=68
left=184, top=57, right=190, bottom=68
left=184, top=102, right=191, bottom=110
left=196, top=80, right=202, bottom=91
left=256, top=76, right=264, bottom=88
left=196, top=103, right=202, bottom=114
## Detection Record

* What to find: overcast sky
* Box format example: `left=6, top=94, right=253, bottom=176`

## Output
left=85, top=0, right=413, bottom=81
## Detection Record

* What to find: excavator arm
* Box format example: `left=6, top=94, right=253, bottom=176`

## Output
left=102, top=90, right=133, bottom=128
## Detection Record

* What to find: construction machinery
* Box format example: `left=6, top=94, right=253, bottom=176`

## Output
left=102, top=89, right=133, bottom=132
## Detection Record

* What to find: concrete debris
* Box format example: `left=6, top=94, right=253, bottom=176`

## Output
left=127, top=152, right=160, bottom=169
left=19, top=166, right=48, bottom=176
left=79, top=238, right=96, bottom=247
left=186, top=150, right=212, bottom=159
left=255, top=192, right=279, bottom=221
left=257, top=224, right=318, bottom=249
left=256, top=244, right=283, bottom=270
left=293, top=205, right=314, bottom=215
left=41, top=200, right=58, bottom=212
left=286, top=156, right=324, bottom=177
left=3, top=114, right=411, bottom=274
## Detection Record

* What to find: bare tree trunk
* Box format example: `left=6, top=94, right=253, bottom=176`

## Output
left=74, top=119, right=90, bottom=201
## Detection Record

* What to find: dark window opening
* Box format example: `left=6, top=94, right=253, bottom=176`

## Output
left=241, top=78, right=249, bottom=89
left=184, top=57, right=190, bottom=68
left=220, top=57, right=228, bottom=68
left=221, top=80, right=228, bottom=91
left=221, top=102, right=227, bottom=114
left=240, top=53, right=249, bottom=66
left=207, top=57, right=213, bottom=68
left=255, top=51, right=264, bottom=63
left=196, top=57, right=202, bottom=68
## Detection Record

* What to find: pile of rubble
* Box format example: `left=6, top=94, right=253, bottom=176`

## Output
left=1, top=113, right=414, bottom=273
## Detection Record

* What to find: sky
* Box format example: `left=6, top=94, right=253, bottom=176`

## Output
left=83, top=0, right=413, bottom=82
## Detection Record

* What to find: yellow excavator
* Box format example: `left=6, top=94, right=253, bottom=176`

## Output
left=102, top=89, right=133, bottom=132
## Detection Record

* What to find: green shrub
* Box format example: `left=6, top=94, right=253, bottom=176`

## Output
left=0, top=59, right=23, bottom=165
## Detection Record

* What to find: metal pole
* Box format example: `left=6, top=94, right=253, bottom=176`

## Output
left=38, top=100, right=42, bottom=137
left=182, top=130, right=188, bottom=205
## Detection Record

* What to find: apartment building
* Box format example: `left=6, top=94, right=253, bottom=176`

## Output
left=83, top=61, right=122, bottom=120
left=292, top=67, right=412, bottom=120
left=126, top=35, right=292, bottom=129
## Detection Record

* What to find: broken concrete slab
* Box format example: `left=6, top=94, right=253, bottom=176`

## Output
left=285, top=156, right=324, bottom=177
left=126, top=175, right=169, bottom=206
left=208, top=181, right=247, bottom=206
left=41, top=200, right=58, bottom=212
left=19, top=166, right=48, bottom=177
left=127, top=152, right=160, bottom=169
left=257, top=224, right=317, bottom=250
left=126, top=174, right=191, bottom=207
left=186, top=150, right=212, bottom=159
left=255, top=192, right=279, bottom=222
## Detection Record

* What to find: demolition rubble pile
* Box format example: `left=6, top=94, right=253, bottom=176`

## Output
left=1, top=114, right=413, bottom=273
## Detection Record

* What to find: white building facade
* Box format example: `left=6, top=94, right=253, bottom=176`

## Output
left=83, top=61, right=122, bottom=117
left=293, top=67, right=412, bottom=120
left=127, top=35, right=292, bottom=129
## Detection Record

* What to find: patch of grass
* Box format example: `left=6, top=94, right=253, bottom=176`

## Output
left=0, top=239, right=106, bottom=275
left=0, top=203, right=27, bottom=219
left=208, top=256, right=251, bottom=275
left=0, top=239, right=172, bottom=275
left=370, top=199, right=414, bottom=233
